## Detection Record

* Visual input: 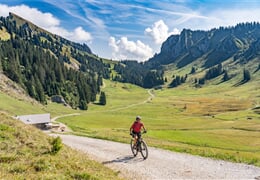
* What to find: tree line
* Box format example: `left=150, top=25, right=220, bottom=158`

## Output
left=193, top=63, right=254, bottom=86
left=0, top=37, right=100, bottom=109
left=113, top=60, right=164, bottom=88
left=0, top=14, right=108, bottom=109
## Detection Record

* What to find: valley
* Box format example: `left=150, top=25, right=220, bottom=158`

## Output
left=1, top=75, right=259, bottom=179
left=0, top=12, right=260, bottom=179
left=57, top=79, right=260, bottom=167
left=1, top=76, right=259, bottom=166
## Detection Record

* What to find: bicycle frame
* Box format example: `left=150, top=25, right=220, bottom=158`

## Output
left=130, top=131, right=148, bottom=159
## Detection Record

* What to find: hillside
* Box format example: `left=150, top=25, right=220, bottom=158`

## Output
left=0, top=73, right=37, bottom=105
left=0, top=74, right=120, bottom=179
left=1, top=13, right=260, bottom=94
left=0, top=11, right=259, bottom=171
left=103, top=23, right=260, bottom=89
left=0, top=112, right=120, bottom=179
left=0, top=13, right=164, bottom=107
left=0, top=13, right=108, bottom=109
left=147, top=23, right=260, bottom=68
left=145, top=23, right=260, bottom=89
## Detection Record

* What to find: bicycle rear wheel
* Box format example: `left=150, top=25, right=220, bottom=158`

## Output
left=130, top=139, right=138, bottom=156
left=140, top=140, right=148, bottom=159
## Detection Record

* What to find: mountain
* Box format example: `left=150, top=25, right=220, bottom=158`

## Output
left=0, top=13, right=163, bottom=102
left=147, top=23, right=260, bottom=69
left=144, top=22, right=260, bottom=88
left=96, top=22, right=260, bottom=89
left=1, top=12, right=259, bottom=107
left=0, top=13, right=110, bottom=109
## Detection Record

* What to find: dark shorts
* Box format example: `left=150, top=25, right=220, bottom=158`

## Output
left=132, top=131, right=141, bottom=139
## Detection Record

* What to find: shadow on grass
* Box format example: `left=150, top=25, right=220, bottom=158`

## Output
left=233, top=79, right=249, bottom=87
left=102, top=155, right=144, bottom=164
left=92, top=102, right=105, bottom=106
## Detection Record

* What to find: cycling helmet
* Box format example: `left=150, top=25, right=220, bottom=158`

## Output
left=136, top=116, right=141, bottom=120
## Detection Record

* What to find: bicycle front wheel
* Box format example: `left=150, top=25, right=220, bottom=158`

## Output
left=130, top=139, right=138, bottom=156
left=140, top=140, right=148, bottom=159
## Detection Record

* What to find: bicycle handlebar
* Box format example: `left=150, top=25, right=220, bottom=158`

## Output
left=130, top=130, right=147, bottom=136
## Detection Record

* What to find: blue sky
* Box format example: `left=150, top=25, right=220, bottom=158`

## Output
left=1, top=0, right=260, bottom=62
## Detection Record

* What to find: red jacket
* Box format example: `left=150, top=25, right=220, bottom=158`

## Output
left=131, top=121, right=144, bottom=133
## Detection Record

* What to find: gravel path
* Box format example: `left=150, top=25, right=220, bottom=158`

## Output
left=52, top=134, right=260, bottom=180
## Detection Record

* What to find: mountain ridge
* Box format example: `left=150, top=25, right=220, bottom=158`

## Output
left=0, top=13, right=108, bottom=109
left=147, top=22, right=260, bottom=69
left=0, top=12, right=259, bottom=107
left=8, top=12, right=92, bottom=54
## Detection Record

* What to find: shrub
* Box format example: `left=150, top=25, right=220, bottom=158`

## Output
left=50, top=136, right=62, bottom=155
left=72, top=173, right=94, bottom=180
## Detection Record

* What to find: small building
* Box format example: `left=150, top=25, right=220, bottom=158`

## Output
left=16, top=113, right=51, bottom=130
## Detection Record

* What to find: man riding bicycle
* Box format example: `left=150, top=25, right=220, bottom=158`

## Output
left=130, top=116, right=147, bottom=142
left=130, top=116, right=149, bottom=159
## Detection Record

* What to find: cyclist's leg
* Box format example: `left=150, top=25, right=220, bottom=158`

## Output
left=136, top=132, right=142, bottom=150
left=137, top=132, right=141, bottom=142
left=132, top=131, right=138, bottom=147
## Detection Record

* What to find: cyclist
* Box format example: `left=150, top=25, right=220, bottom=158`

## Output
left=130, top=116, right=147, bottom=144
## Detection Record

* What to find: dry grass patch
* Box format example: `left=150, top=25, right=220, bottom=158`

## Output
left=0, top=112, right=121, bottom=180
left=182, top=97, right=251, bottom=115
left=0, top=28, right=10, bottom=40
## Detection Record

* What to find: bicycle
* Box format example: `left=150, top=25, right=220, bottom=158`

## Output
left=130, top=131, right=148, bottom=159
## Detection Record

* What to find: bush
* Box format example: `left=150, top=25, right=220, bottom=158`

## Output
left=72, top=173, right=94, bottom=180
left=50, top=136, right=62, bottom=155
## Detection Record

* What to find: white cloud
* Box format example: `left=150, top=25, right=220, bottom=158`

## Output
left=165, top=7, right=260, bottom=31
left=0, top=4, right=92, bottom=43
left=0, top=4, right=60, bottom=28
left=205, top=9, right=260, bottom=29
left=46, top=26, right=92, bottom=43
left=145, top=20, right=180, bottom=44
left=109, top=36, right=153, bottom=62
left=70, top=27, right=92, bottom=42
left=109, top=37, right=119, bottom=52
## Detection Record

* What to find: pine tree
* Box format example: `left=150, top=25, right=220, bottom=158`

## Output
left=222, top=71, right=229, bottom=82
left=198, top=78, right=205, bottom=85
left=256, top=64, right=260, bottom=72
left=99, top=91, right=106, bottom=105
left=190, top=66, right=196, bottom=74
left=34, top=76, right=46, bottom=104
left=243, top=68, right=251, bottom=82
left=79, top=100, right=88, bottom=110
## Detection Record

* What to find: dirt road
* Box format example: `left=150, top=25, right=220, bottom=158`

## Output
left=52, top=134, right=260, bottom=180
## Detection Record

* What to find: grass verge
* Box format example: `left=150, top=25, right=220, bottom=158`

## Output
left=0, top=112, right=121, bottom=180
left=58, top=80, right=260, bottom=167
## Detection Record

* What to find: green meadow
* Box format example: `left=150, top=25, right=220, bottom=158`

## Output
left=1, top=77, right=259, bottom=167
left=58, top=79, right=260, bottom=166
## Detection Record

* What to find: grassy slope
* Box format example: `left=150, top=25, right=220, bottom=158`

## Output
left=0, top=91, right=80, bottom=117
left=58, top=78, right=260, bottom=166
left=0, top=77, right=120, bottom=179
left=0, top=65, right=259, bottom=168
left=0, top=27, right=10, bottom=40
